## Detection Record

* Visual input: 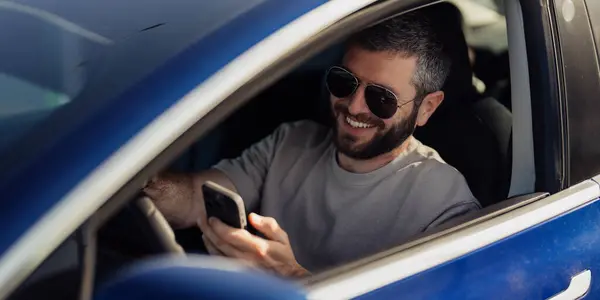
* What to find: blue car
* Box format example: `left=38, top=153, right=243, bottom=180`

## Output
left=2, top=0, right=600, bottom=299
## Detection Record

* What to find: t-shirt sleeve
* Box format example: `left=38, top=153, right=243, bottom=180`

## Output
left=212, top=124, right=290, bottom=211
left=425, top=200, right=480, bottom=230
left=417, top=163, right=481, bottom=232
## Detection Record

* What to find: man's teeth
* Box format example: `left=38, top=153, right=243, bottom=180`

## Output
left=345, top=116, right=374, bottom=128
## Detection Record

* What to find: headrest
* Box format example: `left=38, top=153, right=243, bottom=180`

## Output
left=419, top=2, right=478, bottom=111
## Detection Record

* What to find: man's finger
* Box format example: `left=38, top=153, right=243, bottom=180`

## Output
left=203, top=223, right=253, bottom=259
left=210, top=217, right=270, bottom=255
left=202, top=234, right=224, bottom=256
left=204, top=217, right=259, bottom=256
left=204, top=230, right=261, bottom=263
left=249, top=213, right=288, bottom=243
left=211, top=238, right=248, bottom=258
left=201, top=219, right=230, bottom=252
left=197, top=217, right=207, bottom=232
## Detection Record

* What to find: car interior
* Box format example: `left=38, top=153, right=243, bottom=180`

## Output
left=173, top=1, right=513, bottom=206
left=8, top=0, right=539, bottom=299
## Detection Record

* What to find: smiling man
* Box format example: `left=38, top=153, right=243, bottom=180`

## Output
left=144, top=12, right=480, bottom=277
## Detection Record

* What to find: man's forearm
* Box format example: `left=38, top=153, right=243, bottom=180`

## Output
left=143, top=172, right=198, bottom=229
left=143, top=169, right=238, bottom=229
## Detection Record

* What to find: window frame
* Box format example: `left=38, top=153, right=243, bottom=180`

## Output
left=517, top=0, right=567, bottom=194
left=554, top=0, right=600, bottom=186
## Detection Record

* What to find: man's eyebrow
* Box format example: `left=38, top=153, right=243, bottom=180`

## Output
left=342, top=65, right=401, bottom=97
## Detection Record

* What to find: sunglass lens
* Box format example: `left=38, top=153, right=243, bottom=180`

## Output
left=326, top=68, right=358, bottom=98
left=365, top=85, right=398, bottom=119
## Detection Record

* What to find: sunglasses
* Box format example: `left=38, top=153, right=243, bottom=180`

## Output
left=325, top=66, right=414, bottom=119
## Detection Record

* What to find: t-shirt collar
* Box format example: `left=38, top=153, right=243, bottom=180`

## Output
left=329, top=136, right=420, bottom=186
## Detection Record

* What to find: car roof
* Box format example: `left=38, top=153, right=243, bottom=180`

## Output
left=0, top=0, right=325, bottom=257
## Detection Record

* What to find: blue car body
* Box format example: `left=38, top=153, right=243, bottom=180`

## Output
left=2, top=0, right=600, bottom=299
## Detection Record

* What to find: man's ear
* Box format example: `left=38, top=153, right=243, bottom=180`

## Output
left=416, top=91, right=444, bottom=127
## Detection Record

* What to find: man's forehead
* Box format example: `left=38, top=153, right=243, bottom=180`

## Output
left=342, top=47, right=417, bottom=91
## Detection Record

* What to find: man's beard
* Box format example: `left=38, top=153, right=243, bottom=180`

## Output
left=332, top=102, right=419, bottom=160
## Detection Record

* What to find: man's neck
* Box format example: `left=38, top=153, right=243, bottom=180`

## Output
left=337, top=136, right=414, bottom=174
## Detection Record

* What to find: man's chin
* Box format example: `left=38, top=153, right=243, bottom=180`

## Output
left=334, top=131, right=398, bottom=160
left=334, top=137, right=370, bottom=160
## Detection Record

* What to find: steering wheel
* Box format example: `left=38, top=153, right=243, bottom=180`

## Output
left=134, top=196, right=185, bottom=254
left=96, top=195, right=186, bottom=260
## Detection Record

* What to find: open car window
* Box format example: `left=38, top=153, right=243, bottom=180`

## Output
left=160, top=0, right=539, bottom=285
left=165, top=0, right=530, bottom=280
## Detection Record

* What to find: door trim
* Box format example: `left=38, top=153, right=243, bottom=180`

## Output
left=306, top=180, right=600, bottom=299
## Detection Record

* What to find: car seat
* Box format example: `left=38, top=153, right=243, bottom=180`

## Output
left=413, top=2, right=512, bottom=206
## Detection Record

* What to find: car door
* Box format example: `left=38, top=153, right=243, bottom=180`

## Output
left=308, top=182, right=600, bottom=299
left=305, top=0, right=600, bottom=299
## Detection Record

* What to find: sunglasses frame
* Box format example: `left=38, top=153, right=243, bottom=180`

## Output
left=325, top=66, right=415, bottom=119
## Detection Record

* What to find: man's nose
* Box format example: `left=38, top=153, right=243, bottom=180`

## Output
left=347, top=85, right=370, bottom=116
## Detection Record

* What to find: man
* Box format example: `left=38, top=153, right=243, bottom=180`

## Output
left=144, top=12, right=480, bottom=278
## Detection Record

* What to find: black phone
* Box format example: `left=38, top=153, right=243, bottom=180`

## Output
left=202, top=181, right=247, bottom=229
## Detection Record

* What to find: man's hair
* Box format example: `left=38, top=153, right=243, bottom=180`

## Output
left=347, top=11, right=451, bottom=101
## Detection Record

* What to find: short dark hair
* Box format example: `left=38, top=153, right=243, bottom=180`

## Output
left=347, top=11, right=451, bottom=101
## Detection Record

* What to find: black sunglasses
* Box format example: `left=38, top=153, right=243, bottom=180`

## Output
left=325, top=66, right=414, bottom=119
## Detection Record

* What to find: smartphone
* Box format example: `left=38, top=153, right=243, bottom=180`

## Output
left=202, top=181, right=247, bottom=229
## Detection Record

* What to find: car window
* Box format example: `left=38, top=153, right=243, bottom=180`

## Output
left=169, top=0, right=517, bottom=271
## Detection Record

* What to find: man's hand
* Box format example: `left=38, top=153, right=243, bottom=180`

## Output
left=199, top=213, right=309, bottom=278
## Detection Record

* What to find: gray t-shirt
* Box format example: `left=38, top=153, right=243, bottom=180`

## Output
left=214, top=120, right=480, bottom=272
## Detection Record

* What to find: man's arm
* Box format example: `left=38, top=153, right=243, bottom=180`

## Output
left=418, top=163, right=481, bottom=232
left=144, top=122, right=295, bottom=229
left=145, top=170, right=311, bottom=278
left=143, top=169, right=237, bottom=229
